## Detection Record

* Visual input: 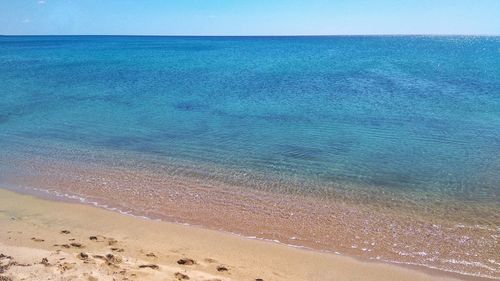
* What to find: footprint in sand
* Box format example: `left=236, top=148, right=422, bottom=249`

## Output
left=104, top=254, right=122, bottom=264
left=40, top=258, right=50, bottom=267
left=110, top=247, right=125, bottom=253
left=77, top=252, right=89, bottom=261
left=139, top=264, right=159, bottom=270
left=107, top=238, right=118, bottom=246
left=216, top=265, right=228, bottom=272
left=174, top=272, right=190, bottom=280
left=177, top=258, right=195, bottom=265
left=58, top=262, right=75, bottom=272
left=69, top=243, right=84, bottom=248
left=93, top=254, right=122, bottom=267
left=0, top=256, right=16, bottom=275
left=0, top=254, right=12, bottom=260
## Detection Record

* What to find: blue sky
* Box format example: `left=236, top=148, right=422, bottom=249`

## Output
left=0, top=0, right=499, bottom=35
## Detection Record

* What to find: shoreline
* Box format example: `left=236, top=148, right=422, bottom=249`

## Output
left=5, top=184, right=498, bottom=281
left=0, top=188, right=489, bottom=281
left=1, top=152, right=498, bottom=280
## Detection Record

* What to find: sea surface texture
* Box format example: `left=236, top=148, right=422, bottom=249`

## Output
left=0, top=36, right=499, bottom=279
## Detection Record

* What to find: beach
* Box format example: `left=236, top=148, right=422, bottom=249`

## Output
left=1, top=36, right=499, bottom=280
left=0, top=188, right=473, bottom=281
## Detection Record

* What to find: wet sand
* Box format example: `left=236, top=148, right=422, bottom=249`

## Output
left=3, top=154, right=498, bottom=279
left=0, top=188, right=472, bottom=281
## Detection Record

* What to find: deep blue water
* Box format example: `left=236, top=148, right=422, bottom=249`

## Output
left=0, top=35, right=499, bottom=203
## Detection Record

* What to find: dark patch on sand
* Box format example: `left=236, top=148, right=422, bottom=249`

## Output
left=93, top=254, right=121, bottom=267
left=107, top=238, right=118, bottom=246
left=69, top=243, right=84, bottom=248
left=0, top=255, right=12, bottom=260
left=139, top=264, right=159, bottom=270
left=40, top=257, right=50, bottom=266
left=105, top=254, right=121, bottom=264
left=177, top=258, right=195, bottom=265
left=58, top=262, right=75, bottom=272
left=77, top=252, right=89, bottom=261
left=216, top=265, right=228, bottom=272
left=174, top=272, right=190, bottom=280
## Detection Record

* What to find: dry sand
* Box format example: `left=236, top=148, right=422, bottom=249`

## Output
left=0, top=188, right=468, bottom=281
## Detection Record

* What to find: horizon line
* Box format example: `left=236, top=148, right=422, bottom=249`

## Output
left=1, top=33, right=499, bottom=37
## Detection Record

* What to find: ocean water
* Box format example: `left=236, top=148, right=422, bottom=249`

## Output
left=0, top=36, right=499, bottom=279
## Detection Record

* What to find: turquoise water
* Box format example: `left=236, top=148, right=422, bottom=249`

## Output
left=1, top=36, right=499, bottom=199
left=1, top=36, right=499, bottom=278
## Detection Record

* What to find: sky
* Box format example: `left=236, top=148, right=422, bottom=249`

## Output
left=0, top=0, right=499, bottom=36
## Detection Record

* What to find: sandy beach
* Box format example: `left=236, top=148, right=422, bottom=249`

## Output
left=0, top=188, right=472, bottom=281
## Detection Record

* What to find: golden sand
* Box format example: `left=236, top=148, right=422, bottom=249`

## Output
left=0, top=188, right=472, bottom=281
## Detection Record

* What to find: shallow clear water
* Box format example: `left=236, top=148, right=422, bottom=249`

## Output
left=0, top=36, right=499, bottom=278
